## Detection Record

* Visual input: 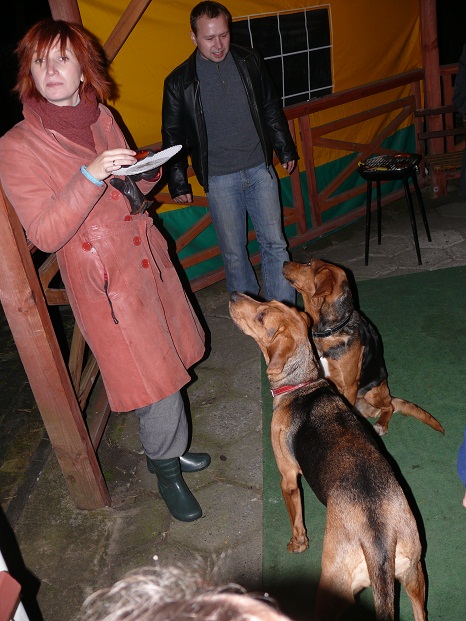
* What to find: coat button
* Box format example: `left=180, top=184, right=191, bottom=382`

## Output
left=141, top=259, right=149, bottom=269
left=133, top=236, right=141, bottom=246
left=110, top=190, right=120, bottom=200
left=123, top=215, right=132, bottom=221
left=82, top=241, right=92, bottom=251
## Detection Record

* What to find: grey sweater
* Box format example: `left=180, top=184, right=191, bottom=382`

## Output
left=196, top=50, right=263, bottom=176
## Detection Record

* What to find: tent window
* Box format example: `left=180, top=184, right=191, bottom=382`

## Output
left=232, top=7, right=333, bottom=108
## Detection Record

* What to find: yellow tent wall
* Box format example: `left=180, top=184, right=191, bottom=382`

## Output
left=78, top=0, right=421, bottom=153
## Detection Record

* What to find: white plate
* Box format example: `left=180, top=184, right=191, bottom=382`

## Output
left=116, top=144, right=182, bottom=176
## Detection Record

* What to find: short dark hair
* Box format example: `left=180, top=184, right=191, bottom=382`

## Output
left=190, top=2, right=232, bottom=35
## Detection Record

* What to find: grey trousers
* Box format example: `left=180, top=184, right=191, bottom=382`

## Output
left=134, top=390, right=188, bottom=460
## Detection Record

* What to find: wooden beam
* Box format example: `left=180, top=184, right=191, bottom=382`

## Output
left=419, top=0, right=441, bottom=109
left=419, top=0, right=447, bottom=196
left=103, top=0, right=153, bottom=63
left=286, top=70, right=424, bottom=119
left=0, top=188, right=110, bottom=510
left=48, top=0, right=82, bottom=23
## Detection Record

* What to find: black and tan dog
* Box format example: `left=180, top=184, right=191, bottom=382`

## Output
left=229, top=292, right=427, bottom=621
left=282, top=259, right=444, bottom=436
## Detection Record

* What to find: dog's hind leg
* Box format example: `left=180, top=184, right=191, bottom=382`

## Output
left=314, top=580, right=355, bottom=621
left=359, top=381, right=444, bottom=435
left=396, top=559, right=427, bottom=621
left=314, top=523, right=365, bottom=621
left=358, top=380, right=394, bottom=435
left=315, top=561, right=357, bottom=621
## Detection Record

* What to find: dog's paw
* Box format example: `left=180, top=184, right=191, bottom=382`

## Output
left=373, top=422, right=388, bottom=436
left=287, top=536, right=309, bottom=553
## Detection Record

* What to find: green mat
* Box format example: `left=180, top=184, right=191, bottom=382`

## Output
left=262, top=266, right=466, bottom=621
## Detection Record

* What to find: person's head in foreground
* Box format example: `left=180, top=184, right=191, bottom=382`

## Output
left=79, top=565, right=291, bottom=621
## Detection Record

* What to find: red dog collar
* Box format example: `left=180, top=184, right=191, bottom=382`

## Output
left=270, top=381, right=314, bottom=397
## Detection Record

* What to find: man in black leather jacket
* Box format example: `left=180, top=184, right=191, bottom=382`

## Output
left=162, top=1, right=298, bottom=303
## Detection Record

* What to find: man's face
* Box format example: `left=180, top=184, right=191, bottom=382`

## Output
left=191, top=14, right=230, bottom=63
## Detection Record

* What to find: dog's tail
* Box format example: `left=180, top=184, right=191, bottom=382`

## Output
left=362, top=533, right=396, bottom=621
left=391, top=397, right=444, bottom=433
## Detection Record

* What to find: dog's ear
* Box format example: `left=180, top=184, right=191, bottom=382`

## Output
left=266, top=324, right=293, bottom=377
left=310, top=267, right=335, bottom=309
left=299, top=310, right=311, bottom=327
left=315, top=267, right=335, bottom=296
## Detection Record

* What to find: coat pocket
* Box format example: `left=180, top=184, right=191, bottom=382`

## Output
left=63, top=235, right=131, bottom=304
left=103, top=269, right=119, bottom=324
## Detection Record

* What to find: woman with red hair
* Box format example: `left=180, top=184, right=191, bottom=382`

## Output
left=0, top=19, right=209, bottom=522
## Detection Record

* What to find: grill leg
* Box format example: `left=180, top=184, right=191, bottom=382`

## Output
left=412, top=172, right=432, bottom=241
left=376, top=180, right=382, bottom=245
left=365, top=181, right=372, bottom=265
left=403, top=178, right=422, bottom=265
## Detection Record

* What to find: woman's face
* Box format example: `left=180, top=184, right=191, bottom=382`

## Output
left=30, top=37, right=83, bottom=106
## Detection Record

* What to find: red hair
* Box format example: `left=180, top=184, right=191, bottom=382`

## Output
left=14, top=19, right=113, bottom=102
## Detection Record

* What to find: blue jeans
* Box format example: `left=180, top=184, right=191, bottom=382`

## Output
left=207, top=163, right=296, bottom=304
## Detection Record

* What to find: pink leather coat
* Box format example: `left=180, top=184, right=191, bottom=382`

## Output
left=0, top=103, right=205, bottom=412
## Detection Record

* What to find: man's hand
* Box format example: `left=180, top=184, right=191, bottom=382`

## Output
left=282, top=160, right=296, bottom=175
left=173, top=193, right=193, bottom=204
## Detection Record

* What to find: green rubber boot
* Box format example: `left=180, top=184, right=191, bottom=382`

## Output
left=146, top=452, right=211, bottom=474
left=148, top=457, right=202, bottom=522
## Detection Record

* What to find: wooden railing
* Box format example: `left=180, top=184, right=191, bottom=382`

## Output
left=413, top=63, right=463, bottom=197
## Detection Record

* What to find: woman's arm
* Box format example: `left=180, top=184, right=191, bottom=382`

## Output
left=0, top=128, right=137, bottom=253
left=0, top=131, right=107, bottom=252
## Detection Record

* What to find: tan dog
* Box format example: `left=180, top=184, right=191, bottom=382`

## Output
left=282, top=259, right=444, bottom=436
left=229, top=292, right=427, bottom=621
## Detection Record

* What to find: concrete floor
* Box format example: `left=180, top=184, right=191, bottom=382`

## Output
left=0, top=183, right=465, bottom=621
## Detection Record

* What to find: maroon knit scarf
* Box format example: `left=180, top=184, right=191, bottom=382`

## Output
left=25, top=87, right=100, bottom=152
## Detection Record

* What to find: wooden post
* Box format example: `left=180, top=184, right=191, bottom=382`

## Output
left=48, top=0, right=81, bottom=22
left=0, top=189, right=110, bottom=510
left=419, top=0, right=445, bottom=196
left=420, top=0, right=442, bottom=109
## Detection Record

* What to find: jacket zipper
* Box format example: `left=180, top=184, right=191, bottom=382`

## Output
left=235, top=56, right=270, bottom=171
left=194, top=79, right=208, bottom=186
left=103, top=270, right=119, bottom=324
